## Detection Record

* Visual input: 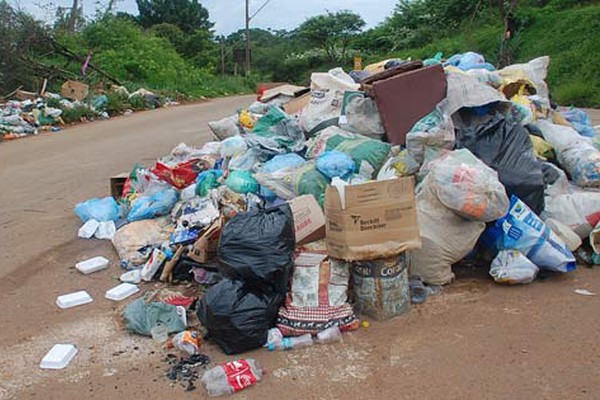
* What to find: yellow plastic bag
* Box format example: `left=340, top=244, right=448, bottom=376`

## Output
left=238, top=110, right=256, bottom=130
left=529, top=135, right=554, bottom=160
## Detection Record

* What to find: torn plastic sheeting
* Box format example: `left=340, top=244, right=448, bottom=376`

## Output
left=124, top=298, right=186, bottom=337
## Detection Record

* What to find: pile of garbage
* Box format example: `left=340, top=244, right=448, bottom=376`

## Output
left=1, top=82, right=175, bottom=141
left=63, top=52, right=600, bottom=395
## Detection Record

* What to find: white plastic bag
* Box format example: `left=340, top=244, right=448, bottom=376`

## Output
left=406, top=109, right=455, bottom=165
left=310, top=68, right=360, bottom=92
left=490, top=250, right=538, bottom=285
left=425, top=149, right=509, bottom=222
left=544, top=191, right=600, bottom=238
left=300, top=90, right=344, bottom=134
left=498, top=56, right=551, bottom=109
left=95, top=221, right=116, bottom=240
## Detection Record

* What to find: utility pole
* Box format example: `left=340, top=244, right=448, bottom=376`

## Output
left=221, top=38, right=226, bottom=76
left=67, top=0, right=79, bottom=33
left=245, top=0, right=251, bottom=75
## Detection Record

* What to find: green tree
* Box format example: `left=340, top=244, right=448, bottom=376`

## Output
left=135, top=0, right=213, bottom=34
left=149, top=23, right=185, bottom=48
left=298, top=10, right=365, bottom=62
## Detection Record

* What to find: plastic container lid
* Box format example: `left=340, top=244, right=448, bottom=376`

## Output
left=105, top=283, right=139, bottom=301
left=56, top=291, right=93, bottom=309
left=40, top=344, right=78, bottom=369
left=76, top=256, right=110, bottom=274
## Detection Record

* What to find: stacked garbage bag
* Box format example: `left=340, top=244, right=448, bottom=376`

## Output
left=74, top=51, right=600, bottom=358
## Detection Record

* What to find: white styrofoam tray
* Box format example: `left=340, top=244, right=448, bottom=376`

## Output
left=56, top=291, right=93, bottom=309
left=40, top=344, right=77, bottom=369
left=105, top=283, right=139, bottom=301
left=76, top=256, right=110, bottom=274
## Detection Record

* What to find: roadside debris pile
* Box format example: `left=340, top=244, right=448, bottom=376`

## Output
left=51, top=52, right=600, bottom=396
left=1, top=81, right=175, bottom=141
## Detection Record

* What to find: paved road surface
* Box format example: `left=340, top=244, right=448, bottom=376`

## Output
left=0, top=100, right=599, bottom=400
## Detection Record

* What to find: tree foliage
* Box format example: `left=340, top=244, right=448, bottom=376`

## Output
left=136, top=0, right=213, bottom=34
left=298, top=10, right=365, bottom=62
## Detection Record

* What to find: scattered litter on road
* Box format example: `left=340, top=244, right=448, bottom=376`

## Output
left=40, top=344, right=78, bottom=370
left=574, top=289, right=596, bottom=296
left=56, top=290, right=93, bottom=309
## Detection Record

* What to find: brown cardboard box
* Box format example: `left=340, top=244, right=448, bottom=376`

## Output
left=283, top=92, right=311, bottom=115
left=61, top=80, right=89, bottom=101
left=373, top=64, right=447, bottom=146
left=325, top=177, right=420, bottom=261
left=288, top=195, right=326, bottom=246
left=110, top=173, right=129, bottom=200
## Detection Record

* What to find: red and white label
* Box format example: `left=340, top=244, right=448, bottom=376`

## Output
left=223, top=360, right=258, bottom=392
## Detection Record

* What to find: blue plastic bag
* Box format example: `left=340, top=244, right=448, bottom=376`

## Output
left=196, top=170, right=223, bottom=197
left=484, top=196, right=576, bottom=273
left=225, top=170, right=259, bottom=194
left=259, top=153, right=306, bottom=200
left=127, top=189, right=179, bottom=222
left=561, top=108, right=596, bottom=138
left=75, top=197, right=119, bottom=222
left=316, top=150, right=355, bottom=179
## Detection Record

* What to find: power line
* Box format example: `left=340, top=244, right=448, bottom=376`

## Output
left=250, top=0, right=272, bottom=21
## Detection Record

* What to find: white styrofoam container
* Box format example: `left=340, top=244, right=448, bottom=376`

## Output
left=105, top=283, right=139, bottom=301
left=75, top=256, right=109, bottom=274
left=56, top=291, right=93, bottom=309
left=40, top=344, right=78, bottom=369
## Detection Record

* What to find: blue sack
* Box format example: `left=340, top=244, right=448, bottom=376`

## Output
left=127, top=189, right=179, bottom=222
left=484, top=196, right=576, bottom=273
left=75, top=197, right=119, bottom=222
left=316, top=150, right=356, bottom=179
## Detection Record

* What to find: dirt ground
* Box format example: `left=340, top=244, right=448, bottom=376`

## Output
left=0, top=101, right=599, bottom=400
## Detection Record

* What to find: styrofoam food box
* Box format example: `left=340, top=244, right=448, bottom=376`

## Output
left=56, top=291, right=93, bottom=309
left=40, top=344, right=78, bottom=369
left=105, top=283, right=139, bottom=301
left=76, top=256, right=109, bottom=274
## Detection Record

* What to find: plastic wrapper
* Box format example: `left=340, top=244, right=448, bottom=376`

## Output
left=75, top=197, right=119, bottom=223
left=425, top=149, right=509, bottom=222
left=484, top=196, right=576, bottom=273
left=127, top=189, right=179, bottom=222
left=456, top=114, right=545, bottom=215
left=152, top=159, right=201, bottom=190
left=306, top=126, right=391, bottom=178
left=225, top=170, right=259, bottom=194
left=316, top=150, right=355, bottom=179
left=197, top=278, right=284, bottom=355
left=255, top=163, right=329, bottom=206
left=490, top=250, right=539, bottom=285
left=172, top=330, right=202, bottom=355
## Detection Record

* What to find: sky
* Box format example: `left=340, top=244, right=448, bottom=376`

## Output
left=14, top=0, right=397, bottom=34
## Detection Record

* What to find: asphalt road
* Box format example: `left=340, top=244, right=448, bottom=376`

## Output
left=0, top=100, right=598, bottom=400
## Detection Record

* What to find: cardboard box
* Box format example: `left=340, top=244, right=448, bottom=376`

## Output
left=325, top=177, right=420, bottom=261
left=110, top=173, right=129, bottom=200
left=288, top=195, right=326, bottom=246
left=373, top=64, right=447, bottom=146
left=61, top=80, right=89, bottom=101
left=283, top=92, right=311, bottom=115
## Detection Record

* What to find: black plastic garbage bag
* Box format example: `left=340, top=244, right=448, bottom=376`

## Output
left=456, top=114, right=545, bottom=214
left=218, top=204, right=295, bottom=294
left=197, top=278, right=283, bottom=355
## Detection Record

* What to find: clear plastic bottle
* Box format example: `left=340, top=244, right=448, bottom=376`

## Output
left=315, top=326, right=343, bottom=344
left=201, top=359, right=263, bottom=397
left=268, top=333, right=314, bottom=351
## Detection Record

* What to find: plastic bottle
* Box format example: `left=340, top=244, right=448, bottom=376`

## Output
left=268, top=333, right=314, bottom=351
left=201, top=359, right=263, bottom=397
left=140, top=248, right=167, bottom=281
left=315, top=326, right=343, bottom=344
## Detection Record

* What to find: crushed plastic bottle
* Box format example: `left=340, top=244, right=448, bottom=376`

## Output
left=201, top=359, right=263, bottom=397
left=315, top=326, right=343, bottom=344
left=268, top=333, right=314, bottom=351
